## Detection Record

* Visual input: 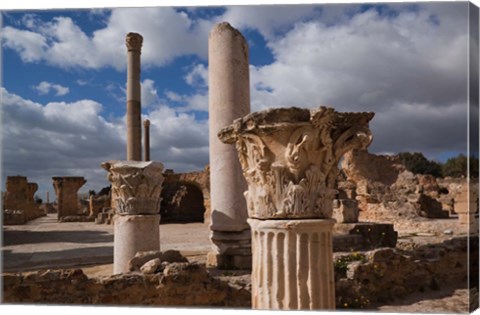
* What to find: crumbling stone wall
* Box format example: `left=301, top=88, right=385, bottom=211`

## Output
left=2, top=262, right=250, bottom=307
left=335, top=236, right=477, bottom=309
left=2, top=176, right=45, bottom=225
left=161, top=166, right=210, bottom=223
left=341, top=149, right=405, bottom=187
left=3, top=237, right=475, bottom=310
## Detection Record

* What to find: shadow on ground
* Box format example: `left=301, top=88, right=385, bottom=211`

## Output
left=2, top=246, right=113, bottom=272
left=2, top=230, right=113, bottom=246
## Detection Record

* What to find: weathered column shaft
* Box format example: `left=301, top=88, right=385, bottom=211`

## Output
left=207, top=22, right=251, bottom=269
left=143, top=119, right=150, bottom=161
left=113, top=214, right=160, bottom=274
left=126, top=32, right=143, bottom=161
left=250, top=219, right=335, bottom=310
left=208, top=22, right=250, bottom=232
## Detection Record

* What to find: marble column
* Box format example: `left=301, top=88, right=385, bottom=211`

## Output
left=102, top=160, right=164, bottom=274
left=219, top=106, right=374, bottom=310
left=207, top=22, right=251, bottom=269
left=143, top=119, right=150, bottom=161
left=52, top=177, right=86, bottom=220
left=126, top=32, right=143, bottom=161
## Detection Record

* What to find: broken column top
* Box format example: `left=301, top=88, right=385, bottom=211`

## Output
left=143, top=119, right=150, bottom=127
left=218, top=106, right=374, bottom=220
left=210, top=22, right=246, bottom=39
left=126, top=32, right=143, bottom=51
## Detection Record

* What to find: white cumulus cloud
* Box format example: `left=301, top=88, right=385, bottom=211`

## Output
left=34, top=81, right=70, bottom=96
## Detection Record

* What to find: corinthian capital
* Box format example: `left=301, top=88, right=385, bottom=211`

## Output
left=102, top=160, right=164, bottom=215
left=218, top=106, right=374, bottom=220
left=126, top=32, right=143, bottom=51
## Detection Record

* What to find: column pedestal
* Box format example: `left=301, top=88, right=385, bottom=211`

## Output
left=249, top=218, right=336, bottom=310
left=207, top=229, right=252, bottom=269
left=113, top=214, right=160, bottom=274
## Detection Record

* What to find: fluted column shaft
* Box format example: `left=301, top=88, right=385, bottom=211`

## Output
left=249, top=219, right=335, bottom=310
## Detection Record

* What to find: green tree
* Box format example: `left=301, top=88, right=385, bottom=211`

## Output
left=442, top=154, right=479, bottom=178
left=396, top=152, right=442, bottom=177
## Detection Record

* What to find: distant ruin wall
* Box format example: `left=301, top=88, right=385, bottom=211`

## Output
left=161, top=166, right=210, bottom=223
left=2, top=176, right=45, bottom=224
left=341, top=149, right=405, bottom=187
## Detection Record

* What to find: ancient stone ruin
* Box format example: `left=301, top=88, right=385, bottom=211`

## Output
left=52, top=176, right=86, bottom=221
left=2, top=175, right=45, bottom=225
left=2, top=19, right=478, bottom=314
left=219, top=105, right=374, bottom=310
left=161, top=166, right=210, bottom=223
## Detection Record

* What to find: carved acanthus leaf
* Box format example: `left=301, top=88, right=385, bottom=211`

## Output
left=102, top=160, right=164, bottom=215
left=219, top=106, right=374, bottom=220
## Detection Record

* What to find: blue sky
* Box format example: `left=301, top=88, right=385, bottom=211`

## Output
left=0, top=1, right=475, bottom=200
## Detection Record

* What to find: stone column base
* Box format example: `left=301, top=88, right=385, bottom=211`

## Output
left=248, top=218, right=336, bottom=310
left=207, top=229, right=251, bottom=269
left=113, top=214, right=160, bottom=274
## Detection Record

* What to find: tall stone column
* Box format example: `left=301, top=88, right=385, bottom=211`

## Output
left=126, top=32, right=143, bottom=161
left=102, top=160, right=164, bottom=274
left=52, top=177, right=86, bottom=220
left=219, top=106, right=374, bottom=310
left=207, top=22, right=251, bottom=269
left=143, top=119, right=150, bottom=161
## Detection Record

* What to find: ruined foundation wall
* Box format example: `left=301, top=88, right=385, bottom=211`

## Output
left=2, top=263, right=250, bottom=307
left=2, top=237, right=475, bottom=309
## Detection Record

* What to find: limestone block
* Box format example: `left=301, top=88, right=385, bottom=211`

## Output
left=249, top=218, right=336, bottom=310
left=128, top=250, right=188, bottom=271
left=140, top=258, right=161, bottom=274
left=455, top=183, right=479, bottom=216
left=102, top=160, right=164, bottom=215
left=219, top=106, right=374, bottom=220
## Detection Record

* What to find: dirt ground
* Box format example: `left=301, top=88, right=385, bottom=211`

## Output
left=2, top=213, right=477, bottom=313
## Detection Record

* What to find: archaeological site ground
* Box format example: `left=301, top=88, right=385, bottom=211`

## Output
left=1, top=1, right=479, bottom=314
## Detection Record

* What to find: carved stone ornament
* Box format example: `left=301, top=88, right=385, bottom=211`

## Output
left=218, top=106, right=374, bottom=219
left=126, top=32, right=143, bottom=51
left=102, top=160, right=164, bottom=215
